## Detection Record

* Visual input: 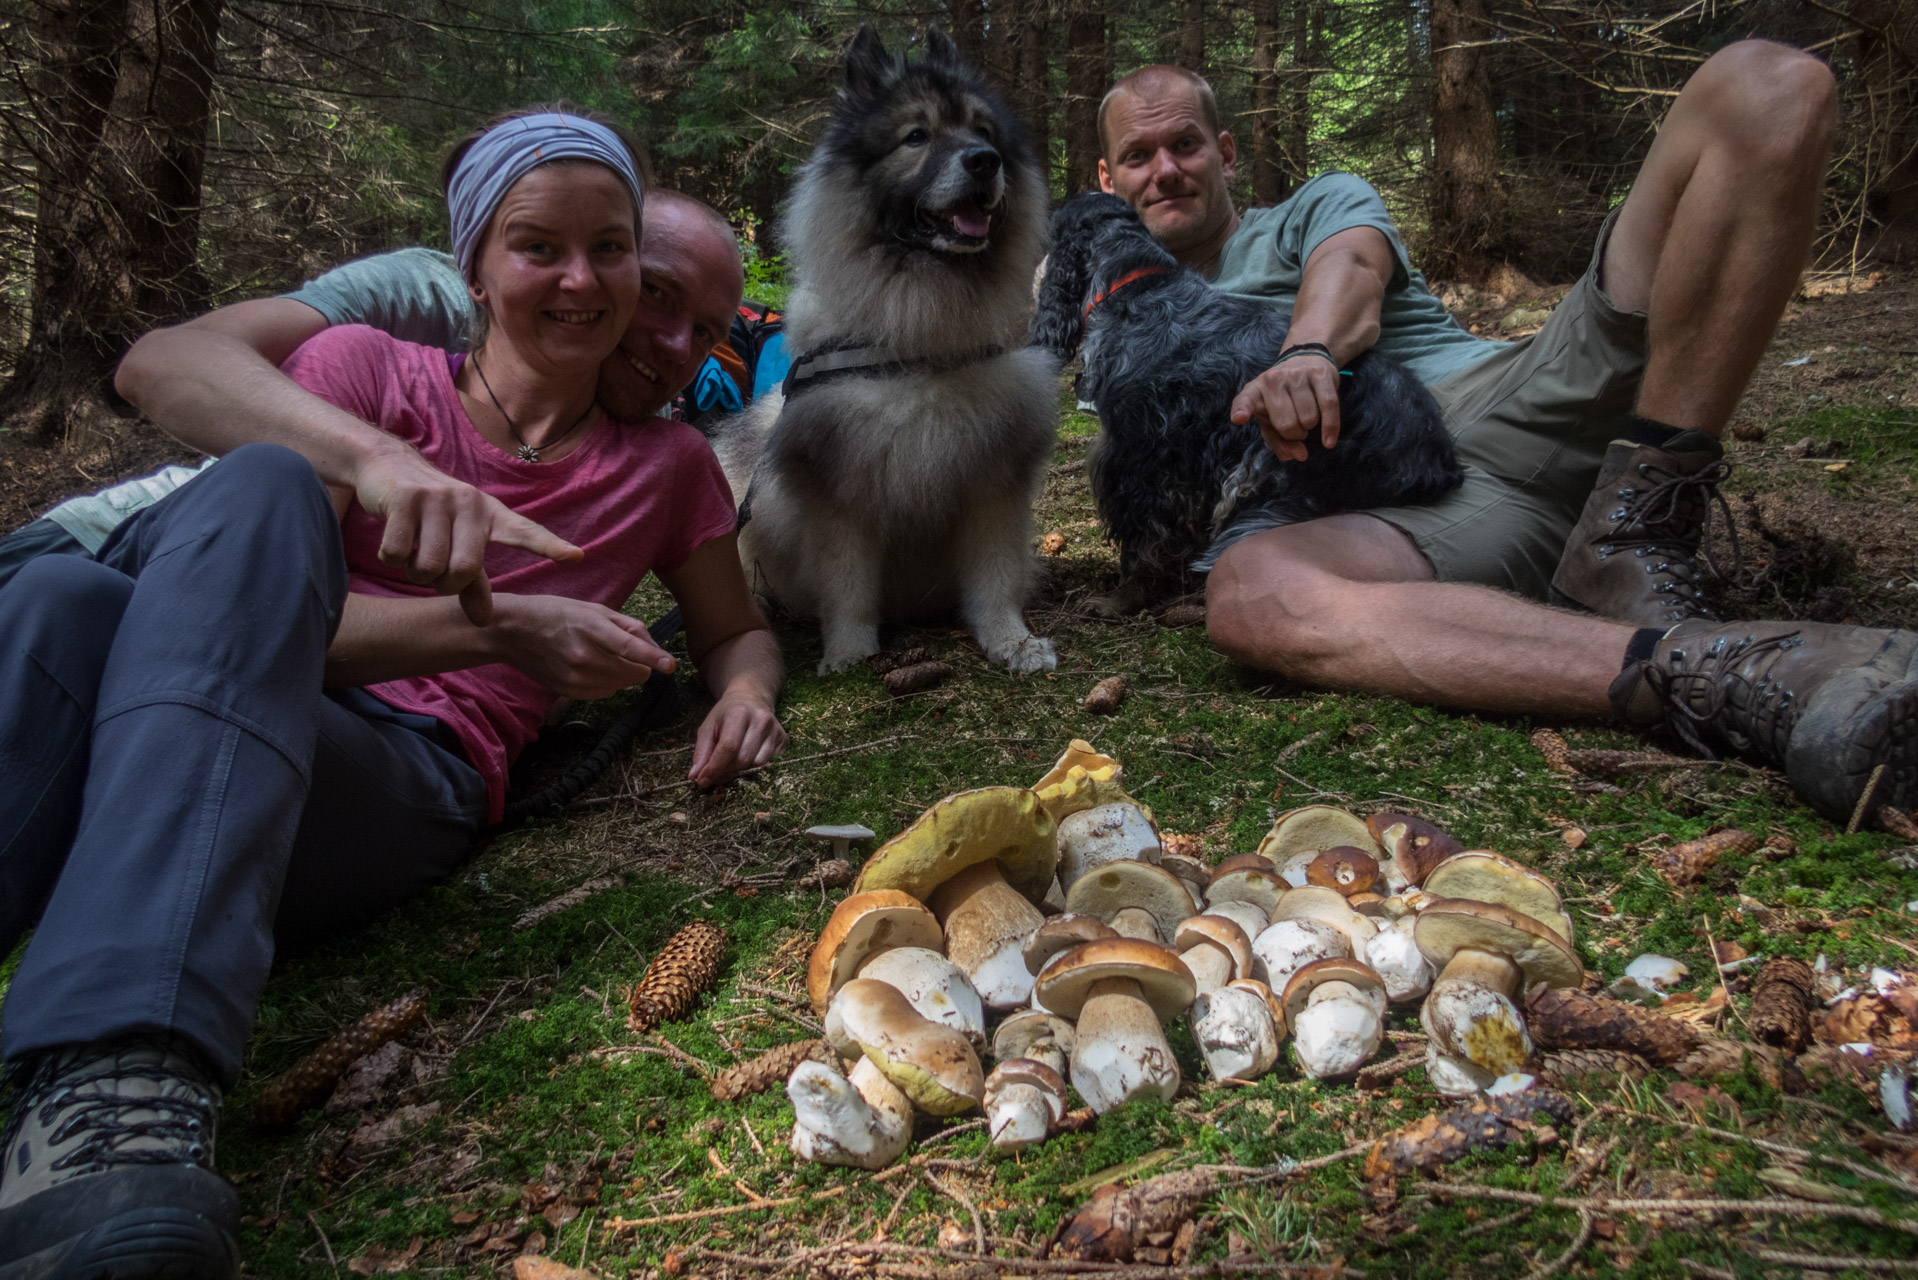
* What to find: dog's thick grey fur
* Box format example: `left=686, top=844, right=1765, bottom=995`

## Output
left=713, top=26, right=1058, bottom=674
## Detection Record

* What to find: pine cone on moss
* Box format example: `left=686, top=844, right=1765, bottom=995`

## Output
left=1678, top=1038, right=1799, bottom=1091
left=254, top=988, right=428, bottom=1129
left=1531, top=729, right=1573, bottom=774
left=1528, top=987, right=1699, bottom=1065
left=1748, top=957, right=1816, bottom=1053
left=711, top=1039, right=837, bottom=1101
left=1536, top=1049, right=1653, bottom=1090
left=627, top=920, right=726, bottom=1033
left=1362, top=1089, right=1576, bottom=1179
left=1651, top=829, right=1760, bottom=888
left=1564, top=748, right=1701, bottom=778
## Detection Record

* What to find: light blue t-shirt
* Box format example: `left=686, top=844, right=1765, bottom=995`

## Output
left=45, top=250, right=478, bottom=545
left=1210, top=172, right=1505, bottom=388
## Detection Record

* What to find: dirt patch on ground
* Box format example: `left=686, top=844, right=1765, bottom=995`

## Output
left=0, top=409, right=202, bottom=532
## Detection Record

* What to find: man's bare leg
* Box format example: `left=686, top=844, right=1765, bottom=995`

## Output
left=1604, top=40, right=1838, bottom=433
left=1206, top=514, right=1632, bottom=716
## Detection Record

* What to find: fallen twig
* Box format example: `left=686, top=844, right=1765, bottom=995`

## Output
left=1598, top=1104, right=1918, bottom=1195
left=1423, top=1185, right=1916, bottom=1234
left=926, top=1170, right=985, bottom=1255
left=686, top=1241, right=1365, bottom=1276
left=1749, top=1248, right=1918, bottom=1272
left=1522, top=1208, right=1593, bottom=1280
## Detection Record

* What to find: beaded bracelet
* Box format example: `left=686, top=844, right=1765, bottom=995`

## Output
left=1275, top=342, right=1353, bottom=376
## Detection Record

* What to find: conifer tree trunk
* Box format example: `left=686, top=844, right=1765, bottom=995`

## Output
left=1180, top=0, right=1204, bottom=71
left=1064, top=0, right=1107, bottom=193
left=1288, top=0, right=1315, bottom=184
left=5, top=0, right=225, bottom=438
left=949, top=0, right=986, bottom=69
left=1427, top=0, right=1509, bottom=282
left=1252, top=0, right=1285, bottom=204
left=1015, top=0, right=1052, bottom=186
left=1854, top=0, right=1918, bottom=261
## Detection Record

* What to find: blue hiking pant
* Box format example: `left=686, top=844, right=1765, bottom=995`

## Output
left=0, top=445, right=487, bottom=1086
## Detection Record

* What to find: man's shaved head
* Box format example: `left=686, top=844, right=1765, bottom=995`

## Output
left=650, top=189, right=740, bottom=258
left=1098, top=66, right=1222, bottom=162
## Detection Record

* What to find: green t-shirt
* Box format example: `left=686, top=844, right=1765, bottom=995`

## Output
left=1209, top=172, right=1504, bottom=388
left=285, top=246, right=478, bottom=352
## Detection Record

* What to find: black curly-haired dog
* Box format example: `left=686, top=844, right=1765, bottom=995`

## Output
left=1031, top=191, right=1464, bottom=611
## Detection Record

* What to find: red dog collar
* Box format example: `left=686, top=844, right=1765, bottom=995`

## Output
left=1084, top=265, right=1172, bottom=318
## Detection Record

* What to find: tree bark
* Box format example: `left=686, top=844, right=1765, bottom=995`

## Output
left=1064, top=0, right=1107, bottom=193
left=1180, top=0, right=1204, bottom=72
left=1251, top=0, right=1284, bottom=204
left=1288, top=0, right=1315, bottom=187
left=948, top=0, right=987, bottom=69
left=1426, top=0, right=1509, bottom=282
left=1854, top=0, right=1918, bottom=261
left=1014, top=0, right=1052, bottom=188
left=5, top=0, right=225, bottom=438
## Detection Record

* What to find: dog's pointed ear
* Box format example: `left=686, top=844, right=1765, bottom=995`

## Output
left=845, top=26, right=892, bottom=101
left=923, top=24, right=961, bottom=68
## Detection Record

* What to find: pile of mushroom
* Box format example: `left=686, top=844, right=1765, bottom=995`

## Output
left=780, top=744, right=1588, bottom=1168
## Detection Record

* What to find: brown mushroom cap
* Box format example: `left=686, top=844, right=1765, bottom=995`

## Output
left=1413, top=899, right=1584, bottom=992
left=1307, top=847, right=1381, bottom=897
left=1159, top=852, right=1210, bottom=896
left=1065, top=860, right=1197, bottom=943
left=1213, top=852, right=1277, bottom=877
left=808, top=891, right=945, bottom=1013
left=1175, top=914, right=1253, bottom=981
left=1034, top=938, right=1196, bottom=1022
left=983, top=1056, right=1068, bottom=1106
left=854, top=786, right=1059, bottom=904
left=1204, top=867, right=1287, bottom=916
left=1282, top=957, right=1387, bottom=1026
left=1033, top=740, right=1134, bottom=820
left=1348, top=892, right=1388, bottom=917
left=1421, top=852, right=1572, bottom=942
left=1365, top=813, right=1465, bottom=886
left=1022, top=914, right=1117, bottom=975
left=1272, top=885, right=1357, bottom=930
left=1256, top=806, right=1382, bottom=864
left=991, top=1010, right=1076, bottom=1065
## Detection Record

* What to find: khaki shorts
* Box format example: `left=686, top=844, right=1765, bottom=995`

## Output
left=1368, top=208, right=1647, bottom=599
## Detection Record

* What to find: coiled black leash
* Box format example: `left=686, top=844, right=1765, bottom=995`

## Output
left=496, top=605, right=685, bottom=827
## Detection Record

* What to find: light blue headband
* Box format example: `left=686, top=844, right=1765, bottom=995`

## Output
left=448, top=112, right=645, bottom=281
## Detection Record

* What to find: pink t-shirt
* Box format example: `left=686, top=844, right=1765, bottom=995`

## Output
left=279, top=324, right=737, bottom=821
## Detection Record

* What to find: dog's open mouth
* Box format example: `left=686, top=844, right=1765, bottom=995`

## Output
left=918, top=201, right=994, bottom=249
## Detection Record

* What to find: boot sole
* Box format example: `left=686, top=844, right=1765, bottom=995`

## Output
left=1787, top=675, right=1918, bottom=823
left=0, top=1206, right=236, bottom=1280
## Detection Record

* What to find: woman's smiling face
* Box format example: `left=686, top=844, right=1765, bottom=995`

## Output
left=468, top=162, right=642, bottom=375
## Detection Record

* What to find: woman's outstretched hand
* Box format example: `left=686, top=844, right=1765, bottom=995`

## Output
left=490, top=594, right=675, bottom=700
left=691, top=687, right=788, bottom=789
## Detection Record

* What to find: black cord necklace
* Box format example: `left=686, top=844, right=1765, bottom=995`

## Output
left=470, top=352, right=597, bottom=463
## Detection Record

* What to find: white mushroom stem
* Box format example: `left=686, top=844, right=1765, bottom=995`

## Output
left=787, top=1057, right=911, bottom=1170
left=1251, top=918, right=1348, bottom=991
left=1425, top=1042, right=1495, bottom=1098
left=1181, top=941, right=1236, bottom=998
left=1070, top=978, right=1180, bottom=1113
left=929, top=859, right=1046, bottom=1009
left=1290, top=981, right=1384, bottom=1079
left=1108, top=907, right=1161, bottom=942
left=1363, top=918, right=1433, bottom=1003
left=1190, top=986, right=1280, bottom=1081
left=1419, top=949, right=1532, bottom=1087
left=987, top=1083, right=1056, bottom=1149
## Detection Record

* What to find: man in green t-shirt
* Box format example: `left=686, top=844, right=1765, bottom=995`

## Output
left=1091, top=47, right=1915, bottom=824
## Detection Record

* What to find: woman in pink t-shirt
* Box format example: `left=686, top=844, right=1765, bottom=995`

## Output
left=0, top=109, right=784, bottom=1276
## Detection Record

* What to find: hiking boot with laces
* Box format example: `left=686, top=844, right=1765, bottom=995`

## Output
left=1552, top=431, right=1733, bottom=626
left=1611, top=619, right=1918, bottom=822
left=0, top=1036, right=237, bottom=1280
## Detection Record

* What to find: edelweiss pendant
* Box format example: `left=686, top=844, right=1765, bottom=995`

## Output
left=516, top=443, right=541, bottom=463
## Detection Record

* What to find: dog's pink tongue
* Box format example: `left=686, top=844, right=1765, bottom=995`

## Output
left=951, top=210, right=991, bottom=238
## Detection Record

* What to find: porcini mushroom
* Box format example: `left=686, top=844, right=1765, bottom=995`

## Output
left=825, top=978, right=986, bottom=1116
left=991, top=1009, right=1076, bottom=1077
left=1174, top=914, right=1253, bottom=997
left=1204, top=863, right=1287, bottom=920
left=854, top=946, right=986, bottom=1048
left=982, top=1058, right=1069, bottom=1150
left=1283, top=958, right=1388, bottom=1079
left=1272, top=884, right=1379, bottom=952
left=808, top=890, right=944, bottom=1014
left=1364, top=812, right=1464, bottom=892
left=1158, top=851, right=1211, bottom=903
left=1251, top=918, right=1348, bottom=992
left=788, top=1056, right=912, bottom=1170
left=1414, top=899, right=1584, bottom=1095
left=1362, top=914, right=1434, bottom=1003
left=1205, top=898, right=1272, bottom=942
left=1307, top=847, right=1381, bottom=898
left=1033, top=740, right=1132, bottom=820
left=1023, top=914, right=1118, bottom=1014
left=1035, top=938, right=1195, bottom=1113
left=853, top=787, right=1058, bottom=1009
left=805, top=823, right=878, bottom=860
left=1256, top=806, right=1383, bottom=866
left=1191, top=978, right=1283, bottom=1081
left=1065, top=860, right=1196, bottom=945
left=1421, top=852, right=1574, bottom=943
left=1057, top=802, right=1163, bottom=891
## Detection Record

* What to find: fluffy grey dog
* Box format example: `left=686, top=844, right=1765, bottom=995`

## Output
left=713, top=26, right=1058, bottom=674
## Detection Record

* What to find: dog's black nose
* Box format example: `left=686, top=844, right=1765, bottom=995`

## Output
left=961, top=147, right=1001, bottom=177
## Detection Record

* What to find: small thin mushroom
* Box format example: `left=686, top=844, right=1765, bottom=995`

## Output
left=1057, top=802, right=1163, bottom=892
left=825, top=978, right=985, bottom=1117
left=854, top=946, right=986, bottom=1049
left=1191, top=979, right=1282, bottom=1081
left=1414, top=899, right=1584, bottom=1096
left=1173, top=914, right=1253, bottom=998
left=1035, top=938, right=1195, bottom=1114
left=787, top=1056, right=912, bottom=1170
left=991, top=1010, right=1076, bottom=1076
left=982, top=1058, right=1068, bottom=1150
left=1283, top=958, right=1388, bottom=1080
left=805, top=823, right=878, bottom=860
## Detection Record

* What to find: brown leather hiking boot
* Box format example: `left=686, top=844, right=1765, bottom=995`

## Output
left=1611, top=619, right=1918, bottom=822
left=1552, top=431, right=1732, bottom=626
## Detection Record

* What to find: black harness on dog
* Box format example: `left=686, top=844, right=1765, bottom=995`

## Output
left=780, top=339, right=1006, bottom=399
